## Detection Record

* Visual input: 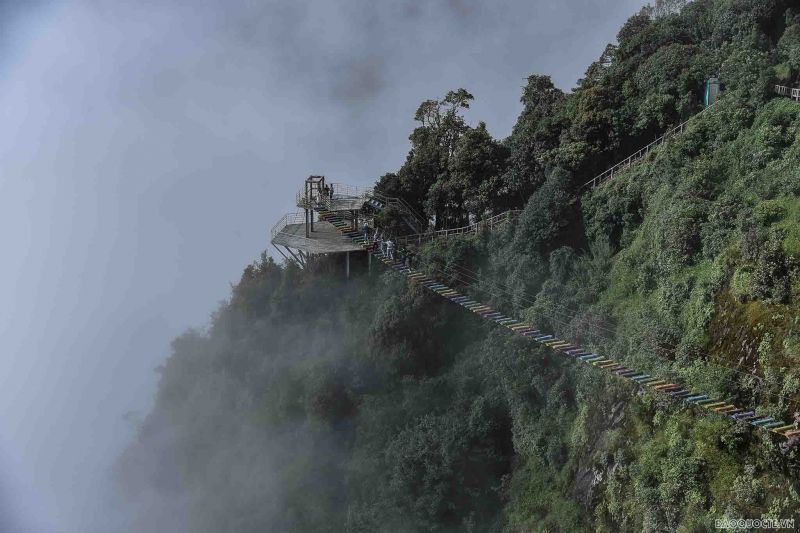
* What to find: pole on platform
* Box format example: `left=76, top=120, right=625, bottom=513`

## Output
left=346, top=251, right=350, bottom=279
left=368, top=249, right=371, bottom=272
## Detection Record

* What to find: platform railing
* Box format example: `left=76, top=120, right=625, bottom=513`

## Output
left=270, top=212, right=317, bottom=258
left=328, top=182, right=370, bottom=199
left=270, top=213, right=306, bottom=239
left=296, top=183, right=371, bottom=208
left=270, top=209, right=358, bottom=255
left=297, top=185, right=362, bottom=209
left=270, top=212, right=308, bottom=241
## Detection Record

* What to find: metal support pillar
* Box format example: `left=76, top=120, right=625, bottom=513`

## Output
left=346, top=251, right=350, bottom=279
left=305, top=180, right=310, bottom=237
left=286, top=247, right=305, bottom=268
left=368, top=248, right=371, bottom=272
left=272, top=244, right=291, bottom=264
left=304, top=175, right=325, bottom=236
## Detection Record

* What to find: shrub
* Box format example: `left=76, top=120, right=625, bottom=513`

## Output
left=751, top=231, right=791, bottom=303
left=730, top=266, right=753, bottom=302
left=740, top=227, right=763, bottom=262
left=753, top=200, right=787, bottom=225
left=549, top=246, right=577, bottom=283
left=656, top=206, right=703, bottom=268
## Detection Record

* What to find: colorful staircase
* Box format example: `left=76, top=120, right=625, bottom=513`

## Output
left=315, top=205, right=799, bottom=441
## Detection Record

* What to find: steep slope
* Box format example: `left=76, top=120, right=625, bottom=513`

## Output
left=118, top=2, right=800, bottom=531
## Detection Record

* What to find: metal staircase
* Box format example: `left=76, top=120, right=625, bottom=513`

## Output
left=364, top=191, right=429, bottom=234
left=296, top=182, right=430, bottom=234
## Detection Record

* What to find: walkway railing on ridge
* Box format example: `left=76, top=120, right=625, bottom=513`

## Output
left=774, top=84, right=800, bottom=100
left=581, top=105, right=713, bottom=190
left=583, top=84, right=800, bottom=191
left=396, top=210, right=521, bottom=246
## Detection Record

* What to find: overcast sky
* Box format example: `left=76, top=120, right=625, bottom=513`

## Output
left=0, top=0, right=647, bottom=531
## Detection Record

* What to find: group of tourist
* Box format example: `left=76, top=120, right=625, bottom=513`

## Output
left=362, top=222, right=415, bottom=267
left=316, top=182, right=334, bottom=203
left=365, top=225, right=394, bottom=259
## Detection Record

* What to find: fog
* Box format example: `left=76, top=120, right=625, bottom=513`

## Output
left=0, top=0, right=645, bottom=530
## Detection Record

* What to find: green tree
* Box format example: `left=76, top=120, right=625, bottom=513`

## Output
left=391, top=89, right=475, bottom=229
left=501, top=75, right=565, bottom=206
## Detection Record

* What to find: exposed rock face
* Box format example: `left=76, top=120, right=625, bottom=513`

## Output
left=572, top=400, right=627, bottom=509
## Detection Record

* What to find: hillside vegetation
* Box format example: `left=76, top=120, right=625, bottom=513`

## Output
left=118, top=1, right=800, bottom=531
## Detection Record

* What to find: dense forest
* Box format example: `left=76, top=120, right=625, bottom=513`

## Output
left=117, top=1, right=800, bottom=531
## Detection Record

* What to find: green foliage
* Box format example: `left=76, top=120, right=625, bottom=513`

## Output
left=501, top=75, right=565, bottom=204
left=750, top=230, right=791, bottom=303
left=440, top=122, right=510, bottom=222
left=754, top=199, right=788, bottom=225
left=731, top=266, right=754, bottom=302
left=777, top=23, right=800, bottom=82
left=387, top=89, right=477, bottom=229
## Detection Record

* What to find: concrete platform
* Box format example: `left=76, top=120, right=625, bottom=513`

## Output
left=271, top=220, right=364, bottom=254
